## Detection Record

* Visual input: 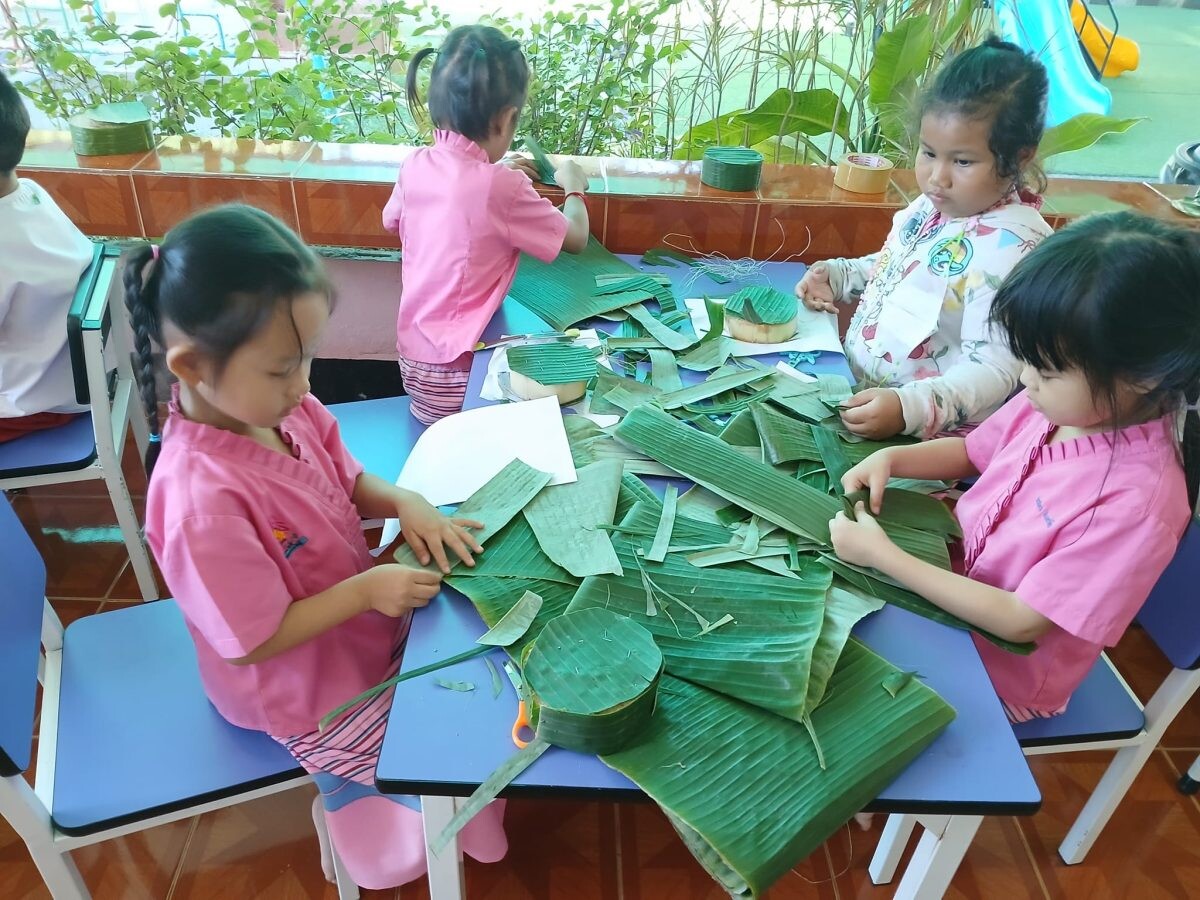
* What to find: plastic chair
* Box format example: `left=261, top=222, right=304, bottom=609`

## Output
left=0, top=495, right=360, bottom=898
left=0, top=243, right=158, bottom=600
left=867, top=519, right=1200, bottom=898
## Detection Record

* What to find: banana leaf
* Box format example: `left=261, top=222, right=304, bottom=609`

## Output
left=476, top=590, right=544, bottom=647
left=445, top=576, right=579, bottom=658
left=819, top=558, right=1034, bottom=655
left=648, top=348, right=684, bottom=392
left=624, top=303, right=698, bottom=351
left=452, top=514, right=575, bottom=584
left=600, top=641, right=955, bottom=898
left=523, top=460, right=624, bottom=577
left=751, top=403, right=909, bottom=465
left=724, top=285, right=797, bottom=326
left=811, top=423, right=852, bottom=492
left=677, top=297, right=733, bottom=372
left=508, top=239, right=642, bottom=330
left=394, top=459, right=552, bottom=570
left=805, top=586, right=883, bottom=714
left=719, top=408, right=762, bottom=447
left=655, top=369, right=774, bottom=412
left=844, top=488, right=962, bottom=539
left=569, top=502, right=832, bottom=723
left=589, top=369, right=661, bottom=416
left=523, top=608, right=664, bottom=754
left=507, top=342, right=598, bottom=385
left=646, top=484, right=678, bottom=563
left=616, top=473, right=659, bottom=522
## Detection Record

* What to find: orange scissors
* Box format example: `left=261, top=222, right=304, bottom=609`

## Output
left=502, top=660, right=535, bottom=749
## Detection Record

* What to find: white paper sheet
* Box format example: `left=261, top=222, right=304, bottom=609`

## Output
left=683, top=297, right=844, bottom=356
left=378, top=396, right=577, bottom=548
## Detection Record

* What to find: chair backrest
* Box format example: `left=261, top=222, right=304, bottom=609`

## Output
left=65, top=242, right=113, bottom=406
left=0, top=497, right=49, bottom=777
left=1137, top=518, right=1200, bottom=670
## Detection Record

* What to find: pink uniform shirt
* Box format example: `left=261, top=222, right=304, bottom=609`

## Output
left=956, top=392, right=1189, bottom=712
left=383, top=130, right=569, bottom=364
left=146, top=390, right=402, bottom=735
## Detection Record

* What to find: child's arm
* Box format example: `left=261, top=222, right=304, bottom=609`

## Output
left=841, top=439, right=978, bottom=514
left=796, top=255, right=879, bottom=312
left=555, top=160, right=590, bottom=254
left=830, top=504, right=1053, bottom=643
left=231, top=564, right=440, bottom=665
left=352, top=472, right=483, bottom=574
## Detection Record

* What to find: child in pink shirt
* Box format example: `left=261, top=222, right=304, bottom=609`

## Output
left=830, top=211, right=1200, bottom=721
left=383, top=25, right=592, bottom=423
left=132, top=204, right=507, bottom=889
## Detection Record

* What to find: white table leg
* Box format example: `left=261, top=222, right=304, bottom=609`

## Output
left=422, top=795, right=466, bottom=900
left=869, top=813, right=918, bottom=884
left=892, top=814, right=981, bottom=900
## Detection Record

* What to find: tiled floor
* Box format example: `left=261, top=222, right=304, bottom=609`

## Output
left=4, top=460, right=1200, bottom=898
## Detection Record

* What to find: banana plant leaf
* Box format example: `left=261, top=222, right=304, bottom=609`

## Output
left=648, top=348, right=684, bottom=392
left=452, top=514, right=575, bottom=584
left=523, top=460, right=624, bottom=577
left=394, top=459, right=552, bottom=571
left=589, top=369, right=661, bottom=417
left=844, top=488, right=962, bottom=539
left=569, top=502, right=833, bottom=723
left=820, top=558, right=1034, bottom=655
left=677, top=297, right=733, bottom=372
left=507, top=342, right=598, bottom=385
left=751, top=403, right=909, bottom=465
left=616, top=473, right=660, bottom=522
left=445, top=576, right=580, bottom=658
left=654, top=369, right=774, bottom=410
left=508, top=239, right=642, bottom=330
left=811, top=422, right=852, bottom=492
left=805, top=586, right=883, bottom=715
left=624, top=303, right=698, bottom=351
left=476, top=590, right=544, bottom=647
left=600, top=641, right=955, bottom=898
left=724, top=285, right=797, bottom=326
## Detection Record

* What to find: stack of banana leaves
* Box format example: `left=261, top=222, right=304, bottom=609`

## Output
left=324, top=253, right=1038, bottom=896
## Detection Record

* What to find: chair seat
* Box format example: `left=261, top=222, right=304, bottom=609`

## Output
left=329, top=395, right=425, bottom=486
left=0, top=414, right=96, bottom=479
left=52, top=600, right=301, bottom=836
left=1012, top=655, right=1145, bottom=749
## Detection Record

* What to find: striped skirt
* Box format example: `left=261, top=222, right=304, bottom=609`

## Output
left=399, top=354, right=473, bottom=424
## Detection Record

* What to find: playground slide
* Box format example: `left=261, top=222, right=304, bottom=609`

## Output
left=994, top=0, right=1111, bottom=127
left=1071, top=0, right=1140, bottom=78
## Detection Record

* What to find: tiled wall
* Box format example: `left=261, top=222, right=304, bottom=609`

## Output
left=17, top=131, right=1199, bottom=261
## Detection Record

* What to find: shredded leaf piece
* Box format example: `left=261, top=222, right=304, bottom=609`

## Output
left=485, top=657, right=503, bottom=699
left=696, top=613, right=735, bottom=637
left=646, top=485, right=678, bottom=563
left=801, top=715, right=827, bottom=770
left=477, top=590, right=545, bottom=647
left=435, top=679, right=476, bottom=692
left=882, top=670, right=921, bottom=698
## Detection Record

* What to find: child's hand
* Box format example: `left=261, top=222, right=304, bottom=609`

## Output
left=555, top=160, right=588, bottom=195
left=362, top=564, right=443, bottom=616
left=840, top=388, right=905, bottom=439
left=829, top=502, right=895, bottom=569
left=841, top=450, right=894, bottom=515
left=503, top=154, right=541, bottom=181
left=397, top=494, right=484, bottom=574
left=795, top=262, right=837, bottom=313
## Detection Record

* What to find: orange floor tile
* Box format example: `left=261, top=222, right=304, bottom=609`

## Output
left=4, top=477, right=1200, bottom=898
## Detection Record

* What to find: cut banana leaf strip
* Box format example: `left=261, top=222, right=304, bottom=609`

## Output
left=719, top=408, right=761, bottom=447
left=820, top=558, right=1034, bottom=654
left=648, top=348, right=684, bottom=392
left=507, top=342, right=598, bottom=385
left=686, top=545, right=791, bottom=568
left=812, top=425, right=852, bottom=493
left=616, top=473, right=659, bottom=522
left=675, top=484, right=735, bottom=525
left=523, top=608, right=663, bottom=754
left=614, top=405, right=842, bottom=543
left=624, top=303, right=698, bottom=351
left=508, top=239, right=641, bottom=330
left=523, top=460, right=624, bottom=577
left=446, top=577, right=579, bottom=658
left=589, top=369, right=661, bottom=416
left=320, top=644, right=493, bottom=730
left=604, top=385, right=656, bottom=412
left=887, top=477, right=956, bottom=495
left=843, top=488, right=962, bottom=539
left=394, top=459, right=552, bottom=570
left=435, top=679, right=476, bottom=692
left=476, top=590, right=545, bottom=647
left=485, top=657, right=504, bottom=698
left=431, top=738, right=551, bottom=855
left=600, top=645, right=954, bottom=898
left=816, top=374, right=853, bottom=406
left=752, top=403, right=907, bottom=465
left=805, top=586, right=884, bottom=715
left=883, top=670, right=921, bottom=698
left=677, top=337, right=734, bottom=372
left=605, top=336, right=665, bottom=352
left=646, top=484, right=678, bottom=562
left=655, top=369, right=773, bottom=411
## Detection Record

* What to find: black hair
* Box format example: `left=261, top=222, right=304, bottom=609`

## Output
left=919, top=36, right=1049, bottom=192
left=0, top=69, right=31, bottom=174
left=405, top=25, right=529, bottom=143
left=992, top=211, right=1200, bottom=510
left=123, top=203, right=331, bottom=474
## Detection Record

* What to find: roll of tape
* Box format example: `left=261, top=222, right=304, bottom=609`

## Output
left=833, top=153, right=895, bottom=194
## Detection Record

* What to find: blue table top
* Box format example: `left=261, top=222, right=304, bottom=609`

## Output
left=376, top=255, right=1041, bottom=814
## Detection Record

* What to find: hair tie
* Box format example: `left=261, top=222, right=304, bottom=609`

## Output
left=150, top=244, right=160, bottom=261
left=149, top=432, right=162, bottom=443
left=1187, top=402, right=1199, bottom=414
left=474, top=47, right=486, bottom=61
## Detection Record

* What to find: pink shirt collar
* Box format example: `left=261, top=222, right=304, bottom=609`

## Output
left=433, top=129, right=490, bottom=163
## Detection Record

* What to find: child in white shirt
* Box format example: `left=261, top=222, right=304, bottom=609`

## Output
left=0, top=69, right=93, bottom=443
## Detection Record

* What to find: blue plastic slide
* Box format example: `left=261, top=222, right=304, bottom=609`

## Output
left=994, top=0, right=1112, bottom=127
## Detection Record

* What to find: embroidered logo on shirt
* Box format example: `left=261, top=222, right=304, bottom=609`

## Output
left=272, top=523, right=309, bottom=558
left=1034, top=497, right=1054, bottom=529
left=928, top=236, right=973, bottom=276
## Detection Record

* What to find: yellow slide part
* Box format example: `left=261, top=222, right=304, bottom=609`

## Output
left=1071, top=0, right=1140, bottom=77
